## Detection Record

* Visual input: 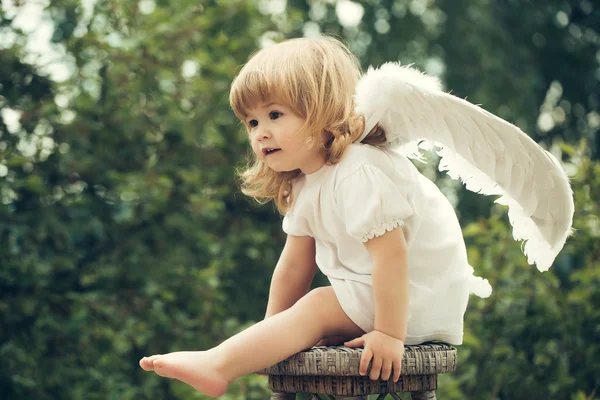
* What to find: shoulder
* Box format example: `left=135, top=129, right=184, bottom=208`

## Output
left=330, top=144, right=422, bottom=195
left=333, top=143, right=418, bottom=186
left=334, top=144, right=393, bottom=180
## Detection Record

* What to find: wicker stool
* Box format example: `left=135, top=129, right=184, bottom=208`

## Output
left=257, top=343, right=456, bottom=399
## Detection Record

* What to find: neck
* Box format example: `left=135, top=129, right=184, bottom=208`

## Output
left=301, top=155, right=326, bottom=175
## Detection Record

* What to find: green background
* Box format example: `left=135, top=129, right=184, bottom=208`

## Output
left=1, top=0, right=598, bottom=399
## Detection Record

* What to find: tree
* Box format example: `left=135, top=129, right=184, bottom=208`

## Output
left=1, top=0, right=598, bottom=399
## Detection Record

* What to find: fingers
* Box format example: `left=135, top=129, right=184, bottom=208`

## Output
left=392, top=357, right=402, bottom=382
left=359, top=348, right=372, bottom=376
left=369, top=356, right=383, bottom=380
left=380, top=358, right=393, bottom=381
left=346, top=333, right=403, bottom=382
left=344, top=337, right=364, bottom=348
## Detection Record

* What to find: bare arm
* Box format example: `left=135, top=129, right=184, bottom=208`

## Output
left=344, top=227, right=408, bottom=382
left=364, top=227, right=409, bottom=341
left=264, top=235, right=318, bottom=319
left=334, top=164, right=410, bottom=380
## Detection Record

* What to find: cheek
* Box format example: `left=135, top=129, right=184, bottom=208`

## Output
left=249, top=139, right=260, bottom=155
left=281, top=131, right=309, bottom=147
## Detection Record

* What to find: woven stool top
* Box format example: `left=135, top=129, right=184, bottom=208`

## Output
left=258, top=343, right=456, bottom=377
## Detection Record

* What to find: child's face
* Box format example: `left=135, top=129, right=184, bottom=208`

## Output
left=245, top=102, right=325, bottom=174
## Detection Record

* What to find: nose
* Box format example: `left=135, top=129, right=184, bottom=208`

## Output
left=256, top=126, right=271, bottom=140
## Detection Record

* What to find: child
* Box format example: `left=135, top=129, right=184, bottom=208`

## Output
left=139, top=36, right=573, bottom=397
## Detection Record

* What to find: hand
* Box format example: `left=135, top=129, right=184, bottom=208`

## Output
left=344, top=330, right=405, bottom=382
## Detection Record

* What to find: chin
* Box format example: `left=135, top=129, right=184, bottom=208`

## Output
left=270, top=166, right=296, bottom=173
left=266, top=162, right=297, bottom=173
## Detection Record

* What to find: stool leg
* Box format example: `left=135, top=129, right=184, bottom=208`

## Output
left=411, top=390, right=437, bottom=400
left=270, top=393, right=296, bottom=399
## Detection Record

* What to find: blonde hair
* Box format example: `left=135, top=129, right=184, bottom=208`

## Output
left=230, top=36, right=386, bottom=214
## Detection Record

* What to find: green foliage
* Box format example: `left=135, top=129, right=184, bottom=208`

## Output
left=1, top=1, right=598, bottom=399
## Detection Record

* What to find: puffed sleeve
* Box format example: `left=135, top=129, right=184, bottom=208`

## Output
left=282, top=212, right=310, bottom=236
left=282, top=181, right=312, bottom=236
left=335, top=165, right=414, bottom=243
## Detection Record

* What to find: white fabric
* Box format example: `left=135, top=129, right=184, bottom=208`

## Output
left=283, top=144, right=478, bottom=345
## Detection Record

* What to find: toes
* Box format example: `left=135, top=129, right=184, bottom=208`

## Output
left=139, top=355, right=162, bottom=371
left=153, top=357, right=166, bottom=369
left=139, top=357, right=153, bottom=371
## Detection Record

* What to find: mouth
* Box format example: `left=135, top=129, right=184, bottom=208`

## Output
left=262, top=148, right=281, bottom=156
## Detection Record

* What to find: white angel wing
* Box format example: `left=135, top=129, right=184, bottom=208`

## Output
left=355, top=62, right=574, bottom=272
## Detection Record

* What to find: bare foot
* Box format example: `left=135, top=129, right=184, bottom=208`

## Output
left=140, top=351, right=230, bottom=397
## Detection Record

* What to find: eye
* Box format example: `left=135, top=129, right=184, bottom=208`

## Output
left=269, top=111, right=282, bottom=120
left=248, top=119, right=258, bottom=128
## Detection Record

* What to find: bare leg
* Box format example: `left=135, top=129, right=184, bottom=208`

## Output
left=139, top=287, right=365, bottom=397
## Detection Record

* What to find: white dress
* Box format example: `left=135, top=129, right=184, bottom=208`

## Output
left=282, top=143, right=474, bottom=345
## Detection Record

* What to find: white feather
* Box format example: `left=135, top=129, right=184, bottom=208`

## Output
left=355, top=62, right=574, bottom=273
left=469, top=275, right=493, bottom=299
